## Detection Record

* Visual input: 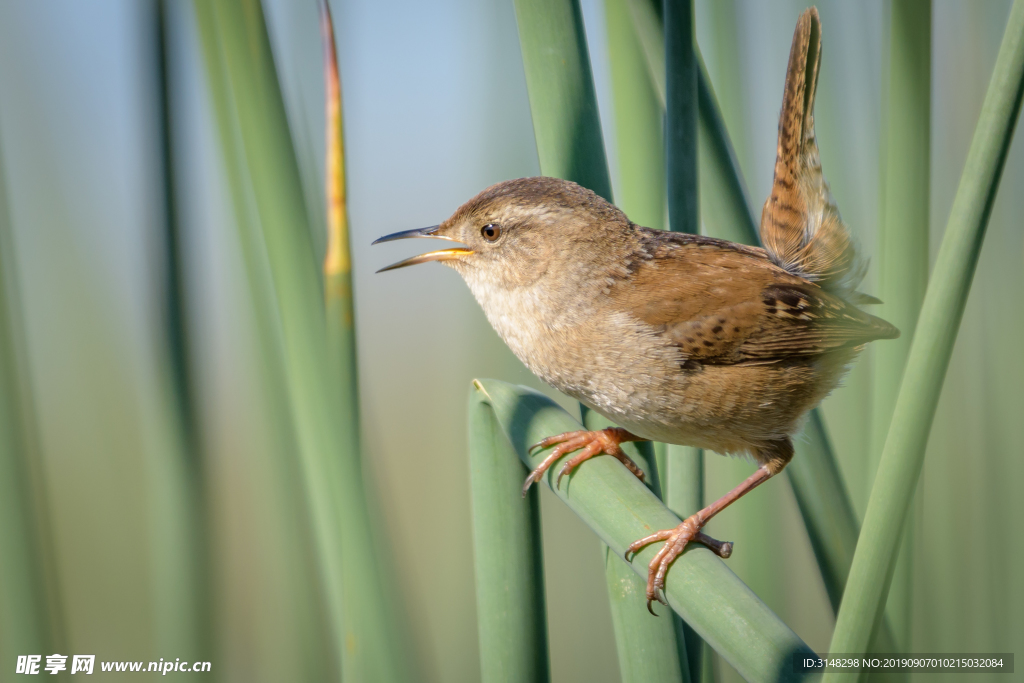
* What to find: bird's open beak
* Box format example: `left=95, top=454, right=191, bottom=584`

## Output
left=372, top=225, right=474, bottom=273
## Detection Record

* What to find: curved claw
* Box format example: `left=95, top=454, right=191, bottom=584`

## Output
left=555, top=463, right=570, bottom=489
left=528, top=430, right=589, bottom=455
left=646, top=587, right=670, bottom=616
left=522, top=428, right=646, bottom=496
left=521, top=472, right=540, bottom=498
left=625, top=528, right=674, bottom=562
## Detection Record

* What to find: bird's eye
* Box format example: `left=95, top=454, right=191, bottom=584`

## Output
left=481, top=223, right=502, bottom=242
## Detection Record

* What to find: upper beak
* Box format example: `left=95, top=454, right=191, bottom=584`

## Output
left=372, top=225, right=474, bottom=273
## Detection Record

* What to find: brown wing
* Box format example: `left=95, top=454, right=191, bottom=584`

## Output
left=737, top=282, right=898, bottom=362
left=612, top=236, right=897, bottom=365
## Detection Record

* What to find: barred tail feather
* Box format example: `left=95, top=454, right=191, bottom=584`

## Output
left=760, top=7, right=867, bottom=299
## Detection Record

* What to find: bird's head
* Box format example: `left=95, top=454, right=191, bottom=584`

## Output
left=373, top=176, right=627, bottom=289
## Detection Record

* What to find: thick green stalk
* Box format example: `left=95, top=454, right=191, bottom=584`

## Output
left=629, top=0, right=756, bottom=246
left=196, top=2, right=408, bottom=680
left=321, top=4, right=412, bottom=681
left=468, top=392, right=549, bottom=683
left=606, top=0, right=665, bottom=230
left=695, top=55, right=758, bottom=247
left=582, top=408, right=690, bottom=683
left=194, top=4, right=334, bottom=678
left=511, top=0, right=612, bottom=201
left=827, top=0, right=1024, bottom=670
left=871, top=0, right=932, bottom=649
left=664, top=2, right=706, bottom=678
left=473, top=379, right=812, bottom=682
left=604, top=546, right=689, bottom=683
left=665, top=0, right=698, bottom=238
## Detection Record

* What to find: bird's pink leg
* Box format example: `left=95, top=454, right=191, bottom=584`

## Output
left=626, top=464, right=775, bottom=613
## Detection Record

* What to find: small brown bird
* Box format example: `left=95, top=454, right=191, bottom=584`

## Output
left=375, top=8, right=896, bottom=611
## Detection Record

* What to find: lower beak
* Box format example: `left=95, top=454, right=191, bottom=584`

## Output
left=373, top=225, right=474, bottom=273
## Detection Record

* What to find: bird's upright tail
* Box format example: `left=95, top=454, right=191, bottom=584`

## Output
left=760, top=7, right=869, bottom=302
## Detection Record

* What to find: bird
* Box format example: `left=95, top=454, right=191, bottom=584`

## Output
left=373, top=7, right=896, bottom=612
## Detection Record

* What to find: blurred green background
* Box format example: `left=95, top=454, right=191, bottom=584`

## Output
left=0, top=0, right=1021, bottom=681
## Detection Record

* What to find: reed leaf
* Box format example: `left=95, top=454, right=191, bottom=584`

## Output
left=511, top=0, right=612, bottom=201
left=473, top=379, right=813, bottom=682
left=155, top=0, right=212, bottom=662
left=468, top=390, right=550, bottom=683
left=605, top=0, right=664, bottom=230
left=871, top=0, right=932, bottom=648
left=193, top=3, right=335, bottom=677
left=194, top=2, right=346, bottom=669
left=196, top=1, right=408, bottom=679
left=320, top=4, right=412, bottom=681
left=695, top=54, right=758, bottom=247
left=826, top=0, right=1024, bottom=666
left=0, top=123, right=65, bottom=666
left=603, top=545, right=690, bottom=683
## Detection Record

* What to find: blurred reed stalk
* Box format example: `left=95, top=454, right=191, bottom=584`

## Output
left=0, top=126, right=66, bottom=668
left=474, top=379, right=813, bottom=682
left=871, top=0, right=932, bottom=649
left=195, top=1, right=410, bottom=679
left=468, top=385, right=549, bottom=683
left=320, top=4, right=412, bottom=682
left=193, top=2, right=333, bottom=677
left=155, top=0, right=213, bottom=664
left=827, top=0, right=1024, bottom=670
left=510, top=2, right=688, bottom=679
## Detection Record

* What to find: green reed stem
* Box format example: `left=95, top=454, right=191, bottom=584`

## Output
left=468, top=391, right=550, bottom=683
left=606, top=0, right=665, bottom=230
left=474, top=379, right=813, bottom=682
left=512, top=0, right=612, bottom=201
left=155, top=0, right=212, bottom=664
left=871, top=0, right=932, bottom=649
left=582, top=407, right=691, bottom=683
left=0, top=121, right=65, bottom=668
left=321, top=4, right=412, bottom=681
left=196, top=2, right=410, bottom=680
left=826, top=1, right=1024, bottom=670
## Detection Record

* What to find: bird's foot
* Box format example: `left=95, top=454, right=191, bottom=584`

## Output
left=522, top=427, right=644, bottom=496
left=625, top=515, right=733, bottom=615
